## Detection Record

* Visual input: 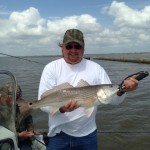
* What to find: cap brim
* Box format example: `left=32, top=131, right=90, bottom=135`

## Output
left=64, top=40, right=84, bottom=47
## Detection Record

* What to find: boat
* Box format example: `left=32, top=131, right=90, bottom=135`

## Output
left=0, top=70, right=148, bottom=150
left=0, top=70, right=46, bottom=150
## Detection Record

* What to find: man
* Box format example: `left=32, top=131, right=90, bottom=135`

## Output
left=38, top=29, right=138, bottom=150
left=0, top=83, right=34, bottom=150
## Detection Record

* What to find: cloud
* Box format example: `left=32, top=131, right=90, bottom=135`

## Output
left=9, top=7, right=46, bottom=35
left=0, top=1, right=150, bottom=56
left=101, top=1, right=150, bottom=52
left=0, top=7, right=103, bottom=56
left=108, top=1, right=150, bottom=28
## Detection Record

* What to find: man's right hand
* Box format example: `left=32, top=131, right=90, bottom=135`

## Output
left=59, top=100, right=80, bottom=113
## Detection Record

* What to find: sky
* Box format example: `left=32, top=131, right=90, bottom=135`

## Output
left=0, top=0, right=150, bottom=56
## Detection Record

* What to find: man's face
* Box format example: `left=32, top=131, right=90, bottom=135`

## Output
left=0, top=94, right=12, bottom=106
left=62, top=42, right=84, bottom=64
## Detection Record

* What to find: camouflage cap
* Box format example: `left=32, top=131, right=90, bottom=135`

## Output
left=63, top=29, right=84, bottom=47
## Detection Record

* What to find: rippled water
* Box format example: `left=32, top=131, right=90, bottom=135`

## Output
left=0, top=55, right=150, bottom=150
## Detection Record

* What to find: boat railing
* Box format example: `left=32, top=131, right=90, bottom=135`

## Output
left=0, top=70, right=18, bottom=141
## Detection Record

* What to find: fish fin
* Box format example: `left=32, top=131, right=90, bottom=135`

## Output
left=49, top=107, right=60, bottom=115
left=41, top=83, right=73, bottom=98
left=54, top=83, right=73, bottom=90
left=84, top=107, right=94, bottom=117
left=51, top=108, right=60, bottom=115
left=76, top=79, right=90, bottom=87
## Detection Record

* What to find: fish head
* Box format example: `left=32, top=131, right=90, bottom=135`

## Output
left=97, top=84, right=119, bottom=104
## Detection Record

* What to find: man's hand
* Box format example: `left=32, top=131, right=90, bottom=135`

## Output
left=59, top=100, right=80, bottom=113
left=123, top=75, right=138, bottom=92
left=18, top=131, right=34, bottom=139
left=117, top=75, right=139, bottom=96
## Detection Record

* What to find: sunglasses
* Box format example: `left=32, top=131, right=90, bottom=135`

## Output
left=65, top=44, right=82, bottom=50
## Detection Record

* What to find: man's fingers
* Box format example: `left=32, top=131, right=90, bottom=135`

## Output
left=123, top=75, right=138, bottom=92
left=63, top=100, right=80, bottom=112
left=64, top=100, right=72, bottom=108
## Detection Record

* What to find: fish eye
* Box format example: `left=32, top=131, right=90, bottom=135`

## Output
left=29, top=102, right=33, bottom=105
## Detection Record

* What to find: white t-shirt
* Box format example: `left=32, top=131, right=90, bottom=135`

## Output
left=38, top=58, right=125, bottom=137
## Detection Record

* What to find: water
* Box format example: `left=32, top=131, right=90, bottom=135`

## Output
left=0, top=55, right=150, bottom=150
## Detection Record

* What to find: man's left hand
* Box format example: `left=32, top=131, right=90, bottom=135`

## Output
left=123, top=75, right=138, bottom=92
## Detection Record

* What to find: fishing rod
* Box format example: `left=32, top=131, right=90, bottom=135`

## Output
left=0, top=52, right=45, bottom=65
left=97, top=131, right=150, bottom=134
left=118, top=71, right=149, bottom=95
left=32, top=130, right=150, bottom=146
left=32, top=136, right=46, bottom=146
left=32, top=132, right=48, bottom=146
